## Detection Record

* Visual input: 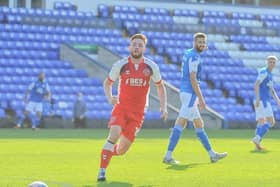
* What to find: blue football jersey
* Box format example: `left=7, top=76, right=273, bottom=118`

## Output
left=28, top=80, right=50, bottom=102
left=257, top=67, right=273, bottom=103
left=180, top=48, right=202, bottom=94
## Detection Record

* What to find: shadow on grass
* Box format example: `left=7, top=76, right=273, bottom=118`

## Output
left=91, top=181, right=133, bottom=187
left=250, top=149, right=271, bottom=154
left=165, top=162, right=209, bottom=171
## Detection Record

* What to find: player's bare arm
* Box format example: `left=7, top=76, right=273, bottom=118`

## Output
left=190, top=71, right=205, bottom=110
left=156, top=81, right=168, bottom=120
left=254, top=80, right=261, bottom=107
left=103, top=78, right=118, bottom=105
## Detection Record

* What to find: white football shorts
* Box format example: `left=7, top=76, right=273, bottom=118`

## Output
left=254, top=101, right=273, bottom=120
left=26, top=101, right=43, bottom=113
left=178, top=92, right=201, bottom=121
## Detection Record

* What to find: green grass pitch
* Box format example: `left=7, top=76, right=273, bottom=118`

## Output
left=0, top=128, right=279, bottom=187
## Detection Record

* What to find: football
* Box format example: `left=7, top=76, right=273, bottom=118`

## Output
left=28, top=181, right=48, bottom=187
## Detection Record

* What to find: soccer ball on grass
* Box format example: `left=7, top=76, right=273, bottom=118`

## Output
left=28, top=181, right=48, bottom=187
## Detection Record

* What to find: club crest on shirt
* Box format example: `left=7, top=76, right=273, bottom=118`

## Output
left=143, top=68, right=151, bottom=77
left=125, top=70, right=130, bottom=75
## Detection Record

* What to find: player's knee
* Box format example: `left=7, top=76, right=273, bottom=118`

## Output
left=176, top=118, right=187, bottom=127
left=117, top=145, right=129, bottom=155
left=193, top=118, right=204, bottom=128
left=257, top=118, right=265, bottom=124
left=268, top=119, right=275, bottom=126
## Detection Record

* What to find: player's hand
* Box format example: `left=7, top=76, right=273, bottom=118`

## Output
left=199, top=98, right=206, bottom=110
left=109, top=96, right=118, bottom=105
left=160, top=109, right=168, bottom=121
left=255, top=100, right=260, bottom=108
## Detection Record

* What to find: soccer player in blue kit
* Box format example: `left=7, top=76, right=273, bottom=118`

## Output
left=252, top=55, right=280, bottom=150
left=15, top=72, right=51, bottom=130
left=163, top=32, right=227, bottom=164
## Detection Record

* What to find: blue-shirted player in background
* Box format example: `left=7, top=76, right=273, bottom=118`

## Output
left=15, top=72, right=51, bottom=130
left=252, top=55, right=280, bottom=150
left=163, top=32, right=227, bottom=164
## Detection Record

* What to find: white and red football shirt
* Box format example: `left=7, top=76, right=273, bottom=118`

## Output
left=108, top=56, right=162, bottom=112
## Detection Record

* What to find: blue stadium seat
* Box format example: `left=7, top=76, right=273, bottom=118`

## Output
left=0, top=108, right=6, bottom=118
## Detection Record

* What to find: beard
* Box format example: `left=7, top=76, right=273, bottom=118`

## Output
left=131, top=51, right=143, bottom=59
left=195, top=46, right=204, bottom=53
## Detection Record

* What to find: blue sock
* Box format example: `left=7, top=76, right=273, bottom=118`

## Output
left=255, top=124, right=262, bottom=136
left=35, top=115, right=40, bottom=127
left=196, top=128, right=212, bottom=152
left=29, top=113, right=37, bottom=128
left=17, top=114, right=26, bottom=126
left=167, top=124, right=183, bottom=152
left=259, top=123, right=271, bottom=138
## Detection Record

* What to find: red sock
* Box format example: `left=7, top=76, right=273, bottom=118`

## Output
left=100, top=149, right=113, bottom=168
left=112, top=144, right=119, bottom=156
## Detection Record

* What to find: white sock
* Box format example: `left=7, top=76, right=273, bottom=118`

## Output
left=103, top=141, right=114, bottom=151
left=165, top=151, right=172, bottom=159
left=208, top=150, right=216, bottom=157
left=255, top=135, right=261, bottom=141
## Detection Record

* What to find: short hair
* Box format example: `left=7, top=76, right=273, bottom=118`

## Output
left=130, top=33, right=147, bottom=45
left=267, top=55, right=278, bottom=61
left=193, top=32, right=207, bottom=41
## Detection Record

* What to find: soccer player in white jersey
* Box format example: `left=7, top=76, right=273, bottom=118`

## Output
left=163, top=32, right=227, bottom=164
left=252, top=55, right=280, bottom=150
left=15, top=72, right=51, bottom=130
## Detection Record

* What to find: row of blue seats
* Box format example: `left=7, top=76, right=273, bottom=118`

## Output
left=0, top=50, right=57, bottom=59
left=142, top=31, right=193, bottom=41
left=101, top=4, right=266, bottom=20
left=113, top=13, right=173, bottom=23
left=0, top=68, right=87, bottom=77
left=242, top=43, right=280, bottom=52
left=54, top=2, right=76, bottom=11
left=260, top=14, right=280, bottom=21
left=0, top=77, right=95, bottom=86
left=151, top=38, right=216, bottom=50
left=0, top=6, right=94, bottom=19
left=0, top=32, right=126, bottom=45
left=0, top=59, right=72, bottom=69
left=0, top=41, right=58, bottom=51
left=0, top=24, right=122, bottom=37
left=265, top=21, right=280, bottom=29
left=202, top=17, right=240, bottom=26
left=202, top=58, right=244, bottom=67
left=151, top=39, right=194, bottom=49
left=204, top=66, right=257, bottom=75
left=230, top=35, right=267, bottom=43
